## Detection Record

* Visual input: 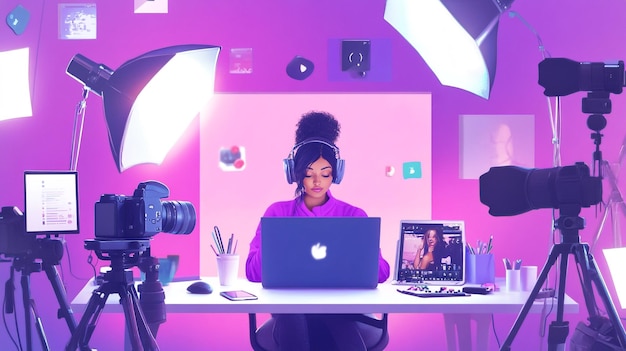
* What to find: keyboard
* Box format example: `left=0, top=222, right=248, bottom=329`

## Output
left=397, top=286, right=469, bottom=298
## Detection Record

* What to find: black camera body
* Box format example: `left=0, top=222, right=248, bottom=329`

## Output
left=539, top=58, right=625, bottom=97
left=95, top=181, right=196, bottom=240
left=0, top=207, right=64, bottom=262
left=0, top=206, right=36, bottom=256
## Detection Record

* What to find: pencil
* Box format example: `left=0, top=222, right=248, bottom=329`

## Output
left=214, top=226, right=225, bottom=254
left=227, top=233, right=234, bottom=254
left=210, top=244, right=219, bottom=256
left=211, top=230, right=223, bottom=254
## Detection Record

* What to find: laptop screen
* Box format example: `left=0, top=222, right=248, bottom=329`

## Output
left=261, top=217, right=381, bottom=289
left=395, top=220, right=465, bottom=285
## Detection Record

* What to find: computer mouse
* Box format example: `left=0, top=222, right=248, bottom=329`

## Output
left=186, top=281, right=213, bottom=294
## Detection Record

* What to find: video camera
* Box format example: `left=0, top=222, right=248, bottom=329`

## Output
left=94, top=180, right=196, bottom=240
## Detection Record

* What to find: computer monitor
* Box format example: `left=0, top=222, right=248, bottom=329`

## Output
left=24, top=171, right=79, bottom=235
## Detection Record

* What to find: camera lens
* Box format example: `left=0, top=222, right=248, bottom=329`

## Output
left=161, top=201, right=196, bottom=234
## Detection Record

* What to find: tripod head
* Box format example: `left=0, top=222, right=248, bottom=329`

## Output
left=85, top=238, right=166, bottom=335
left=584, top=91, right=613, bottom=179
left=555, top=203, right=585, bottom=243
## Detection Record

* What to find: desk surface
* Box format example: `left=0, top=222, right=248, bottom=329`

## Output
left=71, top=277, right=579, bottom=315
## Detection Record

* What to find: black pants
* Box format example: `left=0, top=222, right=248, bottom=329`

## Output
left=271, top=314, right=367, bottom=351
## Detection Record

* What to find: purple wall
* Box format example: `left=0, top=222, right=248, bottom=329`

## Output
left=1, top=0, right=626, bottom=350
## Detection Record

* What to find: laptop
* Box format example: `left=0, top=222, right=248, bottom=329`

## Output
left=393, top=220, right=466, bottom=286
left=261, top=217, right=381, bottom=289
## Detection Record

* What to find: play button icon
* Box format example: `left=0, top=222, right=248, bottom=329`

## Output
left=286, top=56, right=314, bottom=80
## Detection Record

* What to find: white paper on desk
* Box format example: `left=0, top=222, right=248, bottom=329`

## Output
left=0, top=47, right=32, bottom=121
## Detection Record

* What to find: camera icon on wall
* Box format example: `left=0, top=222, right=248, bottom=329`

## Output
left=219, top=145, right=246, bottom=171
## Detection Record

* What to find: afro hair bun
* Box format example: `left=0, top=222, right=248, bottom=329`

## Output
left=295, top=111, right=341, bottom=144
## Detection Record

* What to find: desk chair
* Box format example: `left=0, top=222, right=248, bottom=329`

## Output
left=248, top=313, right=389, bottom=351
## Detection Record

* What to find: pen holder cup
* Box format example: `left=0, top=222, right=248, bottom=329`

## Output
left=216, top=254, right=240, bottom=286
left=466, top=254, right=495, bottom=285
left=506, top=269, right=522, bottom=292
left=520, top=265, right=538, bottom=291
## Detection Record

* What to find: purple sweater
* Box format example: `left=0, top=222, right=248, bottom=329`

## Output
left=245, top=191, right=391, bottom=283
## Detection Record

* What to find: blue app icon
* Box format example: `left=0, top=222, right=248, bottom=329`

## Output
left=6, top=5, right=30, bottom=35
left=402, top=161, right=422, bottom=179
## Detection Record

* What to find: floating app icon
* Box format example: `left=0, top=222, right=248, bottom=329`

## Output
left=403, top=161, right=422, bottom=179
left=286, top=56, right=314, bottom=80
left=6, top=5, right=30, bottom=35
left=219, top=145, right=246, bottom=171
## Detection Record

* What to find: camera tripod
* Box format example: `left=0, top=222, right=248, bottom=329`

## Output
left=500, top=206, right=626, bottom=350
left=66, top=239, right=165, bottom=351
left=4, top=238, right=81, bottom=351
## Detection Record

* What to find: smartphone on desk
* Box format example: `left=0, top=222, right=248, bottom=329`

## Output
left=220, top=290, right=258, bottom=301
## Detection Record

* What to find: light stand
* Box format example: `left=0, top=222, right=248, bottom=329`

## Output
left=590, top=158, right=626, bottom=251
left=66, top=239, right=162, bottom=351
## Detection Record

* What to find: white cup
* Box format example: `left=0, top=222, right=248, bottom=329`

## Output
left=520, top=265, right=538, bottom=291
left=506, top=269, right=521, bottom=292
left=216, top=254, right=239, bottom=286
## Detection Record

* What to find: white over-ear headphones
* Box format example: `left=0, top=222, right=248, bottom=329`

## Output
left=283, top=139, right=345, bottom=184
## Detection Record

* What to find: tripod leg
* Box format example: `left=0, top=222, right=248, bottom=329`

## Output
left=30, top=299, right=50, bottom=351
left=21, top=273, right=33, bottom=351
left=66, top=290, right=108, bottom=351
left=43, top=262, right=79, bottom=333
left=119, top=287, right=144, bottom=351
left=500, top=244, right=569, bottom=350
left=546, top=246, right=570, bottom=351
left=128, top=284, right=159, bottom=351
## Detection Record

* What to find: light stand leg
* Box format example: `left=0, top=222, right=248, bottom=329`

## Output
left=611, top=203, right=622, bottom=248
left=590, top=197, right=612, bottom=252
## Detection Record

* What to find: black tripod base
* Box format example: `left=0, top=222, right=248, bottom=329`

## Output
left=66, top=269, right=159, bottom=351
left=500, top=240, right=626, bottom=351
left=570, top=318, right=626, bottom=351
left=548, top=321, right=569, bottom=351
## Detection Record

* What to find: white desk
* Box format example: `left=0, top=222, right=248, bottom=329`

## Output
left=71, top=277, right=579, bottom=351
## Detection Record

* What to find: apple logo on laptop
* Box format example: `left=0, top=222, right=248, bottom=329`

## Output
left=311, top=242, right=327, bottom=260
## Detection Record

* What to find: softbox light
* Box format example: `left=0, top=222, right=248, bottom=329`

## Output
left=66, top=44, right=221, bottom=172
left=603, top=247, right=626, bottom=309
left=384, top=0, right=513, bottom=99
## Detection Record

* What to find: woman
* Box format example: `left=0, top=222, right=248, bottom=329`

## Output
left=413, top=227, right=447, bottom=270
left=245, top=111, right=390, bottom=351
